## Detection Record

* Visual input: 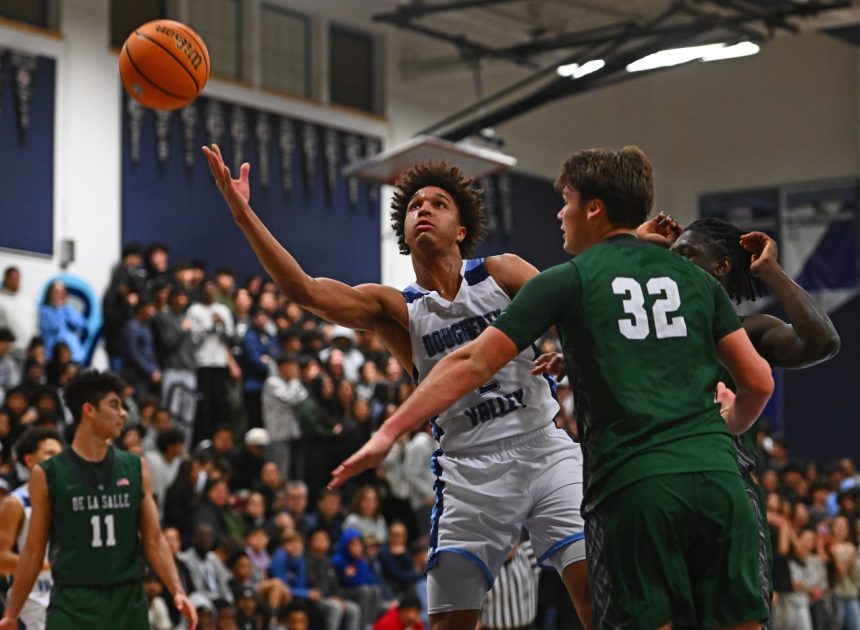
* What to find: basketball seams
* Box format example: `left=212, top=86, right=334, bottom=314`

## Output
left=122, top=44, right=189, bottom=104
left=133, top=29, right=201, bottom=93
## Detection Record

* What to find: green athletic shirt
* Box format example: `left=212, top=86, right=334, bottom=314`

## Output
left=40, top=447, right=145, bottom=587
left=493, top=234, right=742, bottom=513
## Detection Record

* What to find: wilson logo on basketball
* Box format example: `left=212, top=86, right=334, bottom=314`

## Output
left=155, top=24, right=204, bottom=70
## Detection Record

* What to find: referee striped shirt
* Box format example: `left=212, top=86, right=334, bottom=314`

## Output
left=481, top=540, right=540, bottom=629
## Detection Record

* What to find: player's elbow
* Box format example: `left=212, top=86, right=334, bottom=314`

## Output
left=818, top=330, right=841, bottom=361
left=748, top=364, right=775, bottom=401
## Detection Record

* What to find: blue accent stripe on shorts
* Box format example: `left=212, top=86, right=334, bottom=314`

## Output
left=428, top=448, right=445, bottom=553
left=537, top=531, right=586, bottom=567
left=427, top=548, right=495, bottom=590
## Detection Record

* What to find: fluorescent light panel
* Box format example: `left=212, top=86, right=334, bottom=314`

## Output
left=556, top=59, right=605, bottom=79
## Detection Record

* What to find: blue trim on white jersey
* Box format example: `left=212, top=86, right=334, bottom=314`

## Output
left=403, top=286, right=428, bottom=304
left=463, top=258, right=489, bottom=286
left=11, top=485, right=31, bottom=508
left=427, top=548, right=495, bottom=590
left=536, top=531, right=585, bottom=568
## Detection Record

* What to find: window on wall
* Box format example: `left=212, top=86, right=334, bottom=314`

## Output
left=0, top=0, right=60, bottom=30
left=260, top=4, right=309, bottom=97
left=329, top=25, right=378, bottom=114
left=187, top=0, right=242, bottom=80
left=110, top=0, right=167, bottom=49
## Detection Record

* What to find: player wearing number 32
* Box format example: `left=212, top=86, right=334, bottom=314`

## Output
left=331, top=146, right=775, bottom=630
left=0, top=370, right=197, bottom=630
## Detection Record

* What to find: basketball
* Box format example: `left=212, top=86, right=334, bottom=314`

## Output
left=119, top=19, right=210, bottom=111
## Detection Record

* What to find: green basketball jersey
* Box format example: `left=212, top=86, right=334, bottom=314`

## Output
left=494, top=234, right=743, bottom=513
left=40, top=447, right=144, bottom=587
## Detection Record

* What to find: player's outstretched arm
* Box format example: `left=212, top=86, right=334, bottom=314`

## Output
left=716, top=328, right=774, bottom=435
left=329, top=327, right=519, bottom=488
left=202, top=144, right=399, bottom=332
left=139, top=459, right=197, bottom=630
left=0, top=467, right=50, bottom=627
left=739, top=231, right=840, bottom=368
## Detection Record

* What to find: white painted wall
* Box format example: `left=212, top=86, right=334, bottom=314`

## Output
left=1, top=2, right=858, bottom=304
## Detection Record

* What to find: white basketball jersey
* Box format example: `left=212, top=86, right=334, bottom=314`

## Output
left=10, top=484, right=53, bottom=616
left=405, top=258, right=559, bottom=452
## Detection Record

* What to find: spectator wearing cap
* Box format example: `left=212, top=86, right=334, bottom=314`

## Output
left=319, top=325, right=364, bottom=382
left=0, top=328, right=20, bottom=407
left=154, top=287, right=199, bottom=426
left=234, top=584, right=267, bottom=630
left=232, top=428, right=271, bottom=492
left=262, top=354, right=307, bottom=480
left=120, top=298, right=162, bottom=399
left=240, top=308, right=280, bottom=429
left=0, top=267, right=37, bottom=363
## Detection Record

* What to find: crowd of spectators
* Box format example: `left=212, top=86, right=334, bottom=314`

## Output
left=0, top=243, right=858, bottom=630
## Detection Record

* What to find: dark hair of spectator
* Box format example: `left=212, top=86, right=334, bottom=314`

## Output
left=156, top=428, right=186, bottom=454
left=0, top=328, right=15, bottom=343
left=121, top=242, right=143, bottom=259
left=14, top=427, right=62, bottom=462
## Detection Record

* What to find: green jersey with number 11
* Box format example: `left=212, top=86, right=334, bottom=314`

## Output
left=493, top=234, right=743, bottom=514
left=40, top=447, right=144, bottom=586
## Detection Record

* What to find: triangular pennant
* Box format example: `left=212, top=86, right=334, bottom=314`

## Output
left=344, top=134, right=362, bottom=207
left=230, top=105, right=248, bottom=169
left=498, top=173, right=514, bottom=236
left=482, top=175, right=499, bottom=235
left=10, top=51, right=38, bottom=139
left=205, top=99, right=225, bottom=148
left=180, top=103, right=199, bottom=172
left=154, top=110, right=172, bottom=164
left=302, top=123, right=318, bottom=196
left=364, top=137, right=381, bottom=207
left=0, top=49, right=6, bottom=119
left=255, top=111, right=272, bottom=188
left=127, top=97, right=145, bottom=163
left=278, top=117, right=295, bottom=198
left=324, top=127, right=339, bottom=202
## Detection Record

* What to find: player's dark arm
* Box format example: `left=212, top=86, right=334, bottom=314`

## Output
left=202, top=144, right=400, bottom=332
left=740, top=231, right=840, bottom=368
left=139, top=458, right=198, bottom=630
left=716, top=328, right=774, bottom=435
left=0, top=467, right=50, bottom=624
left=0, top=497, right=24, bottom=574
left=329, top=327, right=519, bottom=488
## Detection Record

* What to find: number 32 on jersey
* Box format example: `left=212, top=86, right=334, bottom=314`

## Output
left=612, top=277, right=688, bottom=340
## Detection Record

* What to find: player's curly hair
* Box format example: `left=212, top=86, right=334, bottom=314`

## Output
left=390, top=161, right=488, bottom=257
left=63, top=369, right=127, bottom=425
left=683, top=217, right=764, bottom=304
left=555, top=146, right=654, bottom=228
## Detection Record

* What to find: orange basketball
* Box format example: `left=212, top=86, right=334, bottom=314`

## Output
left=119, top=19, right=210, bottom=111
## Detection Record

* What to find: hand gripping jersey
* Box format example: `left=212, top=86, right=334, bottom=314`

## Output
left=9, top=484, right=52, bottom=620
left=404, top=258, right=560, bottom=452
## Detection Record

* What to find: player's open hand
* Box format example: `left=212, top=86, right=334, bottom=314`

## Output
left=329, top=428, right=396, bottom=489
left=532, top=352, right=566, bottom=378
left=202, top=143, right=251, bottom=212
left=739, top=231, right=778, bottom=276
left=635, top=212, right=683, bottom=248
left=175, top=592, right=198, bottom=630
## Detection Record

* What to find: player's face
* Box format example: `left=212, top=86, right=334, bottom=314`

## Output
left=31, top=438, right=62, bottom=467
left=89, top=392, right=127, bottom=440
left=557, top=186, right=590, bottom=254
left=671, top=231, right=729, bottom=286
left=404, top=186, right=466, bottom=253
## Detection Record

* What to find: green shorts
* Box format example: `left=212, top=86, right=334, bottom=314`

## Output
left=585, top=471, right=770, bottom=629
left=47, top=580, right=149, bottom=629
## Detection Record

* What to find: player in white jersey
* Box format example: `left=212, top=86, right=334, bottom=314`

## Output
left=0, top=428, right=63, bottom=629
left=203, top=146, right=592, bottom=630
